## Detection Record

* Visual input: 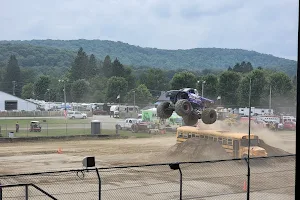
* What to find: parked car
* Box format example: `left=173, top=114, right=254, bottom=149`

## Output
left=282, top=121, right=296, bottom=131
left=67, top=111, right=87, bottom=119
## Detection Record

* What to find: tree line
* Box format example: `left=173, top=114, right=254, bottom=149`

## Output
left=1, top=40, right=296, bottom=76
left=0, top=47, right=296, bottom=109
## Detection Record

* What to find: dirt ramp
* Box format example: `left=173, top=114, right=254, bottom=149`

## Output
left=258, top=139, right=295, bottom=165
left=159, top=138, right=231, bottom=163
left=259, top=139, right=291, bottom=156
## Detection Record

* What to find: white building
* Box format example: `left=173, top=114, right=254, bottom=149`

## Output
left=0, top=91, right=38, bottom=111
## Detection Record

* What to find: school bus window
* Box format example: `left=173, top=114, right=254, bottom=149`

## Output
left=192, top=134, right=195, bottom=137
left=209, top=136, right=214, bottom=140
left=183, top=134, right=188, bottom=138
left=213, top=137, right=218, bottom=142
left=195, top=135, right=200, bottom=138
left=228, top=139, right=233, bottom=145
left=200, top=135, right=204, bottom=138
left=223, top=138, right=228, bottom=145
left=218, top=137, right=222, bottom=144
left=204, top=135, right=208, bottom=139
left=178, top=133, right=183, bottom=138
left=188, top=133, right=191, bottom=138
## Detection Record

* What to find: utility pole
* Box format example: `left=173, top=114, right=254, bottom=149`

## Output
left=47, top=89, right=50, bottom=102
left=247, top=78, right=252, bottom=200
left=63, top=82, right=66, bottom=111
left=202, top=81, right=206, bottom=97
left=59, top=79, right=67, bottom=112
left=133, top=90, right=136, bottom=112
left=12, top=81, right=16, bottom=96
left=269, top=85, right=272, bottom=109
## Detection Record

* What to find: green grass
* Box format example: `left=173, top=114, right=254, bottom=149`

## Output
left=0, top=127, right=175, bottom=138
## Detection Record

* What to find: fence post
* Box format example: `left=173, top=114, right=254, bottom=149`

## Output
left=95, top=168, right=102, bottom=200
left=0, top=182, right=2, bottom=200
left=169, top=163, right=182, bottom=200
left=25, top=185, right=29, bottom=200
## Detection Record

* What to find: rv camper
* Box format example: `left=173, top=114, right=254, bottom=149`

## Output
left=110, top=105, right=139, bottom=118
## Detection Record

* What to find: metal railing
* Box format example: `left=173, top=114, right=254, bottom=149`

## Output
left=0, top=155, right=295, bottom=200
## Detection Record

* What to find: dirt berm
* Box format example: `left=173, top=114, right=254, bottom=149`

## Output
left=157, top=138, right=232, bottom=163
left=259, top=139, right=291, bottom=156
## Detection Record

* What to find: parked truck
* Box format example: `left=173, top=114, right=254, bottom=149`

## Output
left=115, top=118, right=138, bottom=130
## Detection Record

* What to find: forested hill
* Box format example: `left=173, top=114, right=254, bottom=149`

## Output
left=0, top=43, right=75, bottom=68
left=0, top=39, right=297, bottom=75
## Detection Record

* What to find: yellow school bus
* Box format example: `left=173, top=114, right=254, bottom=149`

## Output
left=176, top=126, right=267, bottom=159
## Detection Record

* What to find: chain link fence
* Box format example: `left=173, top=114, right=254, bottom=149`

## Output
left=0, top=122, right=165, bottom=138
left=0, top=155, right=295, bottom=200
left=0, top=117, right=177, bottom=138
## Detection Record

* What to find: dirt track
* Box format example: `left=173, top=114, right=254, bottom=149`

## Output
left=0, top=136, right=176, bottom=174
left=0, top=132, right=295, bottom=199
left=0, top=126, right=296, bottom=174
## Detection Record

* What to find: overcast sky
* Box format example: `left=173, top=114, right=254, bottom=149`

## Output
left=1, top=0, right=298, bottom=60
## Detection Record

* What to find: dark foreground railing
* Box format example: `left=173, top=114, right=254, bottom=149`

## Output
left=0, top=154, right=295, bottom=200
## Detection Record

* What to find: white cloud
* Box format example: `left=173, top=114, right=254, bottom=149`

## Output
left=0, top=0, right=298, bottom=60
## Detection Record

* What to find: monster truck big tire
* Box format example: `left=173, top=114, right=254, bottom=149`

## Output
left=183, top=112, right=199, bottom=126
left=175, top=99, right=192, bottom=116
left=201, top=109, right=217, bottom=124
left=157, top=102, right=173, bottom=119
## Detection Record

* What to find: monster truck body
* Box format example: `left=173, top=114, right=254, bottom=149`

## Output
left=157, top=88, right=217, bottom=126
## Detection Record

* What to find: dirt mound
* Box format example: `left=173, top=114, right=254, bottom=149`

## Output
left=259, top=139, right=291, bottom=156
left=158, top=138, right=232, bottom=163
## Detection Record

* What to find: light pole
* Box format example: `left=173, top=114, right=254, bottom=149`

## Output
left=202, top=81, right=206, bottom=97
left=58, top=79, right=67, bottom=112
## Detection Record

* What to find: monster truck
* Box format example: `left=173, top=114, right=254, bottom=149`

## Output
left=157, top=88, right=217, bottom=126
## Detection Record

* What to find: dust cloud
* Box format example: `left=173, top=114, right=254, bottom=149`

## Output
left=196, top=120, right=295, bottom=154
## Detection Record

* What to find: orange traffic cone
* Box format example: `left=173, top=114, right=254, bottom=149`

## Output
left=57, top=148, right=62, bottom=154
left=243, top=180, right=247, bottom=192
